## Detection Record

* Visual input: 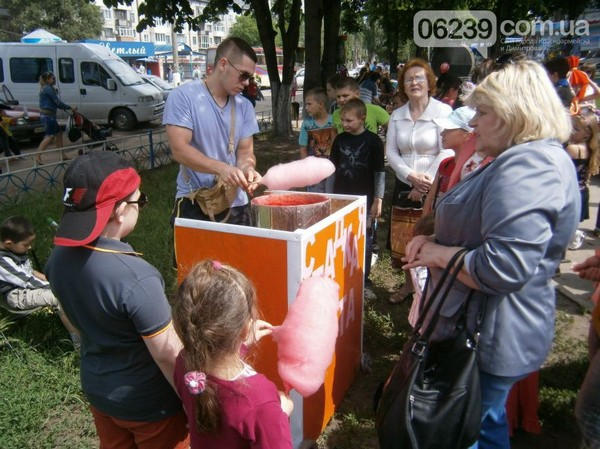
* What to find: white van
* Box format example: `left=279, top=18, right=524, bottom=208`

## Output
left=0, top=42, right=164, bottom=130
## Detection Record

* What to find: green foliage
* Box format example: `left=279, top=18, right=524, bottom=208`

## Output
left=228, top=14, right=262, bottom=46
left=0, top=314, right=96, bottom=448
left=0, top=0, right=103, bottom=42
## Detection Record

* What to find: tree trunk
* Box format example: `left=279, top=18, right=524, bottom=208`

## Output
left=251, top=0, right=300, bottom=137
left=415, top=46, right=427, bottom=60
left=273, top=83, right=293, bottom=135
left=304, top=0, right=323, bottom=94
left=321, top=0, right=341, bottom=86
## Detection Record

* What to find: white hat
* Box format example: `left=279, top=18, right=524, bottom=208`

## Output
left=433, top=106, right=476, bottom=132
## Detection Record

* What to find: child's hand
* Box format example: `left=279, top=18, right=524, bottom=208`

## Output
left=245, top=319, right=274, bottom=345
left=370, top=198, right=382, bottom=219
left=574, top=255, right=600, bottom=282
left=278, top=391, right=294, bottom=416
left=33, top=270, right=47, bottom=281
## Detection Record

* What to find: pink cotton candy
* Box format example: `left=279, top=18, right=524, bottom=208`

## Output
left=261, top=156, right=335, bottom=190
left=272, top=276, right=340, bottom=397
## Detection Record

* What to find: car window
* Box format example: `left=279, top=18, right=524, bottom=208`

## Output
left=149, top=76, right=171, bottom=89
left=105, top=59, right=144, bottom=86
left=59, top=58, right=75, bottom=83
left=81, top=61, right=112, bottom=88
left=10, top=57, right=53, bottom=83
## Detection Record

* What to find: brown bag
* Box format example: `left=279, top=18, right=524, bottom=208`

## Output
left=188, top=176, right=237, bottom=221
left=390, top=206, right=423, bottom=260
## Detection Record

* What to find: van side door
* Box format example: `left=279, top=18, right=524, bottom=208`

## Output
left=7, top=46, right=56, bottom=110
left=79, top=60, right=119, bottom=123
left=56, top=57, right=78, bottom=116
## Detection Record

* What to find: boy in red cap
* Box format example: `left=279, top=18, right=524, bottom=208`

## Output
left=45, top=151, right=189, bottom=449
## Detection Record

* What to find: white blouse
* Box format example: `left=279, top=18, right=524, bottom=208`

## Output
left=386, top=97, right=453, bottom=185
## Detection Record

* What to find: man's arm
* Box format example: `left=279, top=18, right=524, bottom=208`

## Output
left=166, top=124, right=249, bottom=189
left=236, top=135, right=262, bottom=190
left=143, top=322, right=183, bottom=394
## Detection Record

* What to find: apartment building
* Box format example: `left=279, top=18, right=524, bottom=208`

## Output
left=92, top=0, right=238, bottom=53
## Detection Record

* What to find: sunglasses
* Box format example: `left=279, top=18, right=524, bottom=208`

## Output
left=123, top=192, right=148, bottom=209
left=225, top=58, right=253, bottom=82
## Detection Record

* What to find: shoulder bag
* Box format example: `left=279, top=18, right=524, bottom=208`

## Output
left=376, top=248, right=485, bottom=449
left=183, top=96, right=237, bottom=222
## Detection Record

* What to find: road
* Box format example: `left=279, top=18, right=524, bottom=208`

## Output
left=12, top=89, right=277, bottom=159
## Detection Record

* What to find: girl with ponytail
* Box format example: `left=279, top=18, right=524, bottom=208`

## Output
left=172, top=260, right=293, bottom=449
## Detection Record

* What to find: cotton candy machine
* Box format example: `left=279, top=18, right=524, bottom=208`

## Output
left=174, top=191, right=365, bottom=448
left=251, top=192, right=331, bottom=231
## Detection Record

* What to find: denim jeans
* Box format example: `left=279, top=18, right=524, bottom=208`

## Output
left=469, top=371, right=527, bottom=449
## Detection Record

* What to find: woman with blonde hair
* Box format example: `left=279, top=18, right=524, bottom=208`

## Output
left=403, top=60, right=580, bottom=449
left=36, top=71, right=75, bottom=164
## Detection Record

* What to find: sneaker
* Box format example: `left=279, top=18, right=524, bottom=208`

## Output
left=569, top=229, right=585, bottom=250
left=388, top=291, right=413, bottom=304
left=371, top=252, right=379, bottom=267
left=388, top=283, right=414, bottom=304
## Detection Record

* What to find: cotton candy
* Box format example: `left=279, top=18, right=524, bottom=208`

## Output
left=261, top=156, right=335, bottom=190
left=272, top=276, right=340, bottom=397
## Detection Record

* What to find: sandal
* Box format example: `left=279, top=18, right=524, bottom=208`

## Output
left=388, top=283, right=414, bottom=304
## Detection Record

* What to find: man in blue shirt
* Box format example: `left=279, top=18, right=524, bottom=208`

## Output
left=164, top=37, right=261, bottom=227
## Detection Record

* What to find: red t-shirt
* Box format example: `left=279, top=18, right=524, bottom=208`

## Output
left=437, top=157, right=456, bottom=193
left=174, top=354, right=293, bottom=449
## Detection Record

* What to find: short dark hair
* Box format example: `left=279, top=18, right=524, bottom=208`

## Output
left=305, top=87, right=328, bottom=106
left=545, top=57, right=570, bottom=79
left=214, top=37, right=257, bottom=65
left=336, top=77, right=360, bottom=92
left=327, top=73, right=345, bottom=89
left=341, top=98, right=366, bottom=119
left=0, top=216, right=35, bottom=243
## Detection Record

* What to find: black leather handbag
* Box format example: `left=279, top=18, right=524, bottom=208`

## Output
left=376, top=248, right=484, bottom=449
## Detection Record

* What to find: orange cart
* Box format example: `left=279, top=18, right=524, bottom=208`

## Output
left=174, top=191, right=366, bottom=448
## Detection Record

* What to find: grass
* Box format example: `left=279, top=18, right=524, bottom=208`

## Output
left=0, top=135, right=590, bottom=448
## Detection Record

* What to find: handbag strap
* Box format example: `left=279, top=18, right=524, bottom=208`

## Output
left=182, top=94, right=237, bottom=188
left=413, top=248, right=469, bottom=339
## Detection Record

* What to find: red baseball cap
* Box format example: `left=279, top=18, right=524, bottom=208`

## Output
left=54, top=151, right=140, bottom=247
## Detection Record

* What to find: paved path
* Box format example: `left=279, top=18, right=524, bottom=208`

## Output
left=553, top=176, right=600, bottom=311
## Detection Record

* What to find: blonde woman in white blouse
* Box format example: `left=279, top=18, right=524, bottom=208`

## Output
left=386, top=59, right=452, bottom=303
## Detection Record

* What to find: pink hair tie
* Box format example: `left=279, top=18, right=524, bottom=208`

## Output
left=212, top=260, right=223, bottom=270
left=184, top=371, right=207, bottom=395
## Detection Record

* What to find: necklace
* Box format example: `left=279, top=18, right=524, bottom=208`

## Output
left=82, top=244, right=143, bottom=257
left=204, top=81, right=229, bottom=109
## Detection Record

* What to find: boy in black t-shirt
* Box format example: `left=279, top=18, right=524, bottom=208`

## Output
left=330, top=98, right=385, bottom=292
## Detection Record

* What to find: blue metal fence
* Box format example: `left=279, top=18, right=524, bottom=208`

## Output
left=0, top=111, right=273, bottom=208
left=0, top=129, right=172, bottom=207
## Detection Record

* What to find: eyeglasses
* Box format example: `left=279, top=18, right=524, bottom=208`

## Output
left=404, top=75, right=427, bottom=84
left=225, top=58, right=253, bottom=82
left=123, top=192, right=148, bottom=209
